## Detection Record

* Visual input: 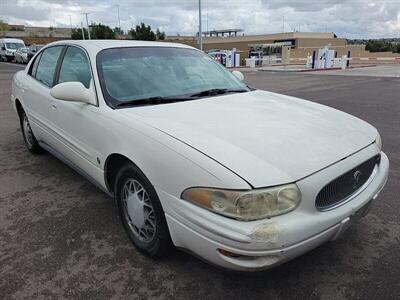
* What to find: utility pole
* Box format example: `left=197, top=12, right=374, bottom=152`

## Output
left=116, top=5, right=121, bottom=30
left=206, top=13, right=208, bottom=34
left=81, top=21, right=85, bottom=40
left=82, top=12, right=91, bottom=40
left=282, top=16, right=285, bottom=33
left=198, top=0, right=203, bottom=50
left=68, top=15, right=72, bottom=29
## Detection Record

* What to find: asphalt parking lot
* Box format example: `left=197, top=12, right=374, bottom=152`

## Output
left=1, top=62, right=399, bottom=299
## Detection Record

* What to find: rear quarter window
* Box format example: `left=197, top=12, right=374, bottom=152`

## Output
left=29, top=52, right=43, bottom=78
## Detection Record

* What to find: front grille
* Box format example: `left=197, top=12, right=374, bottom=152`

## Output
left=316, top=154, right=380, bottom=210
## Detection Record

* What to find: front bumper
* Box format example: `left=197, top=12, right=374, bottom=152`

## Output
left=159, top=145, right=389, bottom=271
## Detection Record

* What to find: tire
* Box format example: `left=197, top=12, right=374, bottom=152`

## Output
left=20, top=110, right=44, bottom=154
left=115, top=163, right=172, bottom=257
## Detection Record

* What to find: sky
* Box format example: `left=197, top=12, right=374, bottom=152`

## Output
left=0, top=0, right=399, bottom=39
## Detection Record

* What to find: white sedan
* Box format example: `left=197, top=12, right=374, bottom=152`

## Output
left=14, top=47, right=29, bottom=64
left=11, top=40, right=389, bottom=271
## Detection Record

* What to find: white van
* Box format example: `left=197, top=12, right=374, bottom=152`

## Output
left=0, top=38, right=26, bottom=62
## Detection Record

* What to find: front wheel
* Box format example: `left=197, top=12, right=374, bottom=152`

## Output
left=115, top=163, right=172, bottom=257
left=20, top=110, right=43, bottom=154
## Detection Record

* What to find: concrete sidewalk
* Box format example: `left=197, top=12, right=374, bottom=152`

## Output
left=304, top=64, right=400, bottom=77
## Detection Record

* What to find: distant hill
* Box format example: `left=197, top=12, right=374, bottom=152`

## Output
left=347, top=38, right=400, bottom=45
left=347, top=38, right=400, bottom=53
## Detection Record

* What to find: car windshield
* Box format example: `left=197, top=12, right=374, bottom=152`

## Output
left=97, top=47, right=248, bottom=108
left=20, top=48, right=28, bottom=53
left=6, top=43, right=25, bottom=50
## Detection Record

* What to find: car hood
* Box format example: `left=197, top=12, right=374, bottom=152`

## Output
left=120, top=90, right=377, bottom=187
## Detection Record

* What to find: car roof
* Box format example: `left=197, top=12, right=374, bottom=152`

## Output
left=0, top=38, right=25, bottom=43
left=47, top=39, right=195, bottom=54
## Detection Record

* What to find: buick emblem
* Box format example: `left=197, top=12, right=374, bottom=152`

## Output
left=353, top=170, right=362, bottom=189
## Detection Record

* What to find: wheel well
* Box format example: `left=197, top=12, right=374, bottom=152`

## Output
left=104, top=154, right=134, bottom=193
left=15, top=99, right=23, bottom=119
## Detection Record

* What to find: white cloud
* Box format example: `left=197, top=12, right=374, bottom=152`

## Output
left=0, top=0, right=399, bottom=38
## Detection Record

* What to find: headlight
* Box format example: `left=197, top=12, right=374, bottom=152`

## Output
left=181, top=183, right=301, bottom=221
left=375, top=132, right=382, bottom=151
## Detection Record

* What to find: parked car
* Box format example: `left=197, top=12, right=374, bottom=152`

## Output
left=11, top=40, right=389, bottom=271
left=27, top=44, right=44, bottom=62
left=0, top=38, right=25, bottom=62
left=14, top=47, right=29, bottom=64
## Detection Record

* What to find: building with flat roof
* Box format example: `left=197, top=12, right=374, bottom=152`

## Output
left=0, top=24, right=71, bottom=45
left=166, top=31, right=382, bottom=61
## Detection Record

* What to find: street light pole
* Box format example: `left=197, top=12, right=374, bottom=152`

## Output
left=198, top=0, right=203, bottom=51
left=116, top=5, right=121, bottom=30
left=82, top=12, right=91, bottom=40
left=81, top=21, right=85, bottom=40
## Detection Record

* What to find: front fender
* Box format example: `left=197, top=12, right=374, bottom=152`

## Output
left=99, top=109, right=252, bottom=200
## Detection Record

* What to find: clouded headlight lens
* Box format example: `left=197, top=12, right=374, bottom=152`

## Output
left=181, top=184, right=301, bottom=221
left=375, top=132, right=382, bottom=151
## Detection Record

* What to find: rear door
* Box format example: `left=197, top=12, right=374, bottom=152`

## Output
left=23, top=45, right=64, bottom=142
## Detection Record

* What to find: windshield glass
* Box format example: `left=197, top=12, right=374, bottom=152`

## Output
left=20, top=48, right=28, bottom=53
left=97, top=47, right=248, bottom=108
left=6, top=43, right=25, bottom=50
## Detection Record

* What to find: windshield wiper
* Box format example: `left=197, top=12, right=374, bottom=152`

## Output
left=116, top=96, right=191, bottom=108
left=189, top=88, right=248, bottom=98
left=116, top=89, right=249, bottom=108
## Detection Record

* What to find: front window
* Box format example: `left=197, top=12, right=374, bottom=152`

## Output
left=58, top=46, right=92, bottom=88
left=97, top=47, right=248, bottom=108
left=6, top=43, right=24, bottom=50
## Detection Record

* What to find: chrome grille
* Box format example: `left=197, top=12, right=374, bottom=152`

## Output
left=316, top=154, right=380, bottom=210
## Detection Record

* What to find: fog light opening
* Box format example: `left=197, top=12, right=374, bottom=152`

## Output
left=217, top=248, right=242, bottom=258
left=217, top=249, right=258, bottom=261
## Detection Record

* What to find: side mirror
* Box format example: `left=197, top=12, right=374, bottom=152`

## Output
left=1, top=46, right=5, bottom=51
left=50, top=81, right=96, bottom=105
left=232, top=70, right=244, bottom=82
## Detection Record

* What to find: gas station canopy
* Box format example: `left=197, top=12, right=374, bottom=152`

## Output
left=200, top=29, right=244, bottom=38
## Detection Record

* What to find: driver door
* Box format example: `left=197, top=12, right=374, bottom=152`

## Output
left=48, top=46, right=105, bottom=182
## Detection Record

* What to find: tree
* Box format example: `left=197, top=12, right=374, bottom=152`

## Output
left=71, top=27, right=88, bottom=40
left=156, top=29, right=166, bottom=40
left=113, top=27, right=123, bottom=35
left=0, top=19, right=9, bottom=32
left=90, top=23, right=116, bottom=39
left=365, top=40, right=394, bottom=52
left=128, top=23, right=156, bottom=41
left=71, top=23, right=115, bottom=40
left=395, top=43, right=400, bottom=54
